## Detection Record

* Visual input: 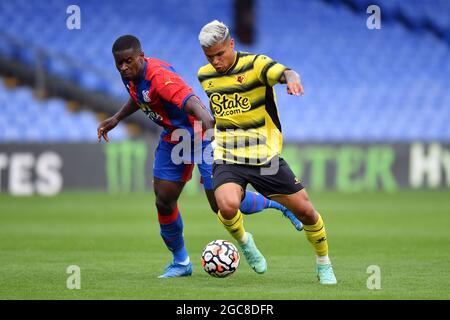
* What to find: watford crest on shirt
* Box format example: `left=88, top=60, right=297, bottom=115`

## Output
left=236, top=74, right=246, bottom=84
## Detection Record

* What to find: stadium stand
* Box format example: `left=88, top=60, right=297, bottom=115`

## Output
left=0, top=0, right=448, bottom=142
left=0, top=80, right=128, bottom=142
left=325, top=0, right=450, bottom=42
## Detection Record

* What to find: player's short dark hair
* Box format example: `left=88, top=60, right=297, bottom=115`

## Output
left=112, top=35, right=142, bottom=53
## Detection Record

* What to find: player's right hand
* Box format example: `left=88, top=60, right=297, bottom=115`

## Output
left=97, top=117, right=119, bottom=142
left=287, top=81, right=304, bottom=96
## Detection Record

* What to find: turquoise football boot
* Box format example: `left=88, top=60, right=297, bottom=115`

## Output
left=239, top=232, right=267, bottom=274
left=317, top=263, right=337, bottom=285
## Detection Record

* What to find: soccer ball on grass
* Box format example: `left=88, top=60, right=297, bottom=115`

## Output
left=201, top=240, right=240, bottom=278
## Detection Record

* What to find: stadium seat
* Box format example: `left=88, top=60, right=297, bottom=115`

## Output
left=0, top=0, right=448, bottom=142
left=0, top=82, right=128, bottom=142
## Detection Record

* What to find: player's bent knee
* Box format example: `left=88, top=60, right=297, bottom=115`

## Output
left=155, top=198, right=177, bottom=215
left=216, top=198, right=240, bottom=218
left=215, top=184, right=242, bottom=218
left=293, top=204, right=317, bottom=225
left=303, top=206, right=317, bottom=221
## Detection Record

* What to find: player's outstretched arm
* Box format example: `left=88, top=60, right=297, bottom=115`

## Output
left=184, top=95, right=215, bottom=132
left=279, top=70, right=304, bottom=96
left=97, top=98, right=139, bottom=142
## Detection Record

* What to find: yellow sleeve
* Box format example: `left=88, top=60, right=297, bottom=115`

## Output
left=197, top=69, right=207, bottom=92
left=197, top=69, right=203, bottom=85
left=253, top=55, right=287, bottom=86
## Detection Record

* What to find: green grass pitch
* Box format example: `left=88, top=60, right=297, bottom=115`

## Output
left=0, top=191, right=449, bottom=299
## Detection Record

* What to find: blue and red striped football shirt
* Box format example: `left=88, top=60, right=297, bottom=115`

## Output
left=122, top=57, right=201, bottom=143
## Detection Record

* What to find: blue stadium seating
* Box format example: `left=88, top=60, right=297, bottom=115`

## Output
left=0, top=0, right=449, bottom=142
left=339, top=0, right=450, bottom=36
left=0, top=81, right=128, bottom=142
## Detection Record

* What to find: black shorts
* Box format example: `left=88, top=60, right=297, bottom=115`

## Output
left=212, top=157, right=304, bottom=198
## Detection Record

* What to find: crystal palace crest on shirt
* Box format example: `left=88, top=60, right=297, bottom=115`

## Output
left=142, top=90, right=151, bottom=103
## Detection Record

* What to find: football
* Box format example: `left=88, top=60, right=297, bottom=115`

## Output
left=201, top=240, right=240, bottom=278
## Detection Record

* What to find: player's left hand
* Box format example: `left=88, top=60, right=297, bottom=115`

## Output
left=287, top=81, right=304, bottom=96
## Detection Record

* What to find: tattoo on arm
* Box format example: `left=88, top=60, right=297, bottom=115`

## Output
left=279, top=69, right=301, bottom=84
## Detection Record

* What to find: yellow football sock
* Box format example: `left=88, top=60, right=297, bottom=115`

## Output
left=303, top=213, right=329, bottom=257
left=218, top=210, right=246, bottom=244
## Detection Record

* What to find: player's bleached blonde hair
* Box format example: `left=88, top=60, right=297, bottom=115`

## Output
left=198, top=20, right=230, bottom=48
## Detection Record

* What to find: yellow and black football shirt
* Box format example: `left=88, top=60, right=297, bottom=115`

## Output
left=198, top=52, right=288, bottom=165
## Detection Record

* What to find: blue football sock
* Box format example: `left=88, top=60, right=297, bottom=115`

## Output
left=158, top=206, right=189, bottom=264
left=240, top=191, right=270, bottom=214
left=266, top=199, right=284, bottom=211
